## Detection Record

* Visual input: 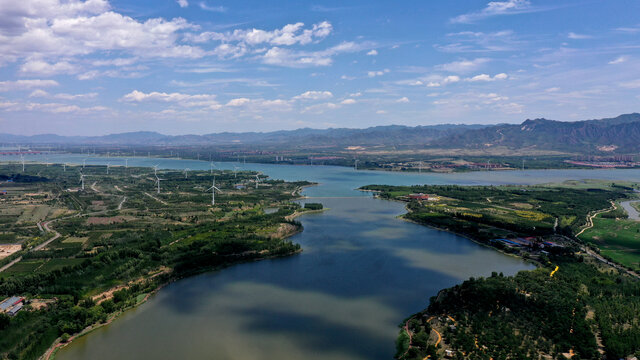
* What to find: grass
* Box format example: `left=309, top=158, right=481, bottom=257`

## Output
left=579, top=216, right=640, bottom=270
left=61, top=236, right=88, bottom=244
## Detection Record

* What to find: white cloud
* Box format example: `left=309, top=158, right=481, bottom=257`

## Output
left=396, top=97, right=409, bottom=103
left=437, top=30, right=518, bottom=53
left=301, top=102, right=340, bottom=114
left=188, top=21, right=332, bottom=46
left=293, top=91, right=333, bottom=100
left=226, top=98, right=250, bottom=107
left=465, top=73, right=508, bottom=82
left=376, top=110, right=386, bottom=114
left=608, top=55, right=628, bottom=65
left=451, top=0, right=532, bottom=24
left=366, top=49, right=378, bottom=56
left=20, top=60, right=76, bottom=76
left=416, top=75, right=461, bottom=88
left=567, top=32, right=592, bottom=40
left=0, top=101, right=107, bottom=114
left=198, top=2, right=226, bottom=12
left=0, top=79, right=59, bottom=92
left=177, top=0, right=188, bottom=7
left=620, top=79, right=640, bottom=89
left=615, top=25, right=640, bottom=33
left=92, top=57, right=137, bottom=67
left=0, top=2, right=205, bottom=65
left=121, top=90, right=219, bottom=108
left=367, top=69, right=390, bottom=77
left=262, top=41, right=368, bottom=68
left=29, top=89, right=97, bottom=100
left=340, top=98, right=356, bottom=105
left=437, top=58, right=489, bottom=73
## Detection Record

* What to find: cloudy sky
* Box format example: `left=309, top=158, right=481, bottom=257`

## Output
left=1, top=0, right=639, bottom=135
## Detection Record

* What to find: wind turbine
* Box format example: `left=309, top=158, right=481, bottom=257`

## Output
left=106, top=163, right=111, bottom=174
left=155, top=175, right=165, bottom=194
left=20, top=154, right=25, bottom=172
left=125, top=158, right=128, bottom=168
left=79, top=173, right=87, bottom=191
left=233, top=166, right=240, bottom=179
left=354, top=159, right=359, bottom=171
left=184, top=168, right=190, bottom=179
left=254, top=174, right=260, bottom=189
left=206, top=177, right=221, bottom=206
left=63, top=163, right=67, bottom=172
left=83, top=159, right=87, bottom=169
left=210, top=162, right=216, bottom=174
left=153, top=164, right=159, bottom=176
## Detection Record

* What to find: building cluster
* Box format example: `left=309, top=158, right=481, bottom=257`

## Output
left=0, top=296, right=24, bottom=316
left=492, top=237, right=563, bottom=251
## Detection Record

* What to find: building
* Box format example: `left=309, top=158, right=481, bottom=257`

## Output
left=0, top=296, right=24, bottom=315
left=0, top=190, right=7, bottom=195
left=408, top=193, right=430, bottom=200
left=7, top=303, right=22, bottom=316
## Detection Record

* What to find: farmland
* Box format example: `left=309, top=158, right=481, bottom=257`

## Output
left=580, top=212, right=640, bottom=271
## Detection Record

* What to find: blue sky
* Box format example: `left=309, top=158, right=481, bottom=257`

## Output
left=1, top=0, right=640, bottom=135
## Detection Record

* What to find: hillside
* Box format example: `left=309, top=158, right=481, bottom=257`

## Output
left=0, top=124, right=486, bottom=147
left=432, top=113, right=640, bottom=153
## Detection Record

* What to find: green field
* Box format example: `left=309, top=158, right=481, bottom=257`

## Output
left=580, top=216, right=640, bottom=270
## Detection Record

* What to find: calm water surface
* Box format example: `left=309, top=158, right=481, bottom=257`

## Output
left=3, top=155, right=639, bottom=359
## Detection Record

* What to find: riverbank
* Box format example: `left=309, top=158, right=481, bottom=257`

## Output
left=43, top=221, right=307, bottom=360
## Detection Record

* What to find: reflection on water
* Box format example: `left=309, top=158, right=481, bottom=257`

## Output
left=3, top=155, right=635, bottom=359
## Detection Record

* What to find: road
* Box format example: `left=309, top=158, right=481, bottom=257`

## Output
left=0, top=216, right=73, bottom=273
left=575, top=201, right=616, bottom=237
left=620, top=200, right=640, bottom=220
left=144, top=192, right=168, bottom=205
left=118, top=196, right=127, bottom=210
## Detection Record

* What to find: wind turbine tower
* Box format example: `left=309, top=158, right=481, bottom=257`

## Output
left=155, top=175, right=164, bottom=194
left=207, top=177, right=221, bottom=206
left=20, top=154, right=25, bottom=172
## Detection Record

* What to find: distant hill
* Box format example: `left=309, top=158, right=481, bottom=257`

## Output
left=0, top=124, right=487, bottom=147
left=431, top=113, right=640, bottom=153
left=3, top=113, right=640, bottom=153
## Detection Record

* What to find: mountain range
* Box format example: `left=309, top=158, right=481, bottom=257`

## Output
left=2, top=113, right=640, bottom=153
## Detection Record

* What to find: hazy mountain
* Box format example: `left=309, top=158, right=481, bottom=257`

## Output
left=431, top=113, right=640, bottom=153
left=3, top=113, right=640, bottom=153
left=0, top=124, right=487, bottom=147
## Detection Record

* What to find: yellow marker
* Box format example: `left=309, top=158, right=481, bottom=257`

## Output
left=550, top=265, right=559, bottom=277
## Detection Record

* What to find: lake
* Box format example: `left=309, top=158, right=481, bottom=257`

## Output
left=3, top=154, right=639, bottom=359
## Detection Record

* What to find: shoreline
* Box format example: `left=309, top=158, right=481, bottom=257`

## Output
left=42, top=207, right=313, bottom=360
left=397, top=210, right=540, bottom=266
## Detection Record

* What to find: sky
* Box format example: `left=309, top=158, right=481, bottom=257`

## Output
left=1, top=0, right=640, bottom=136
